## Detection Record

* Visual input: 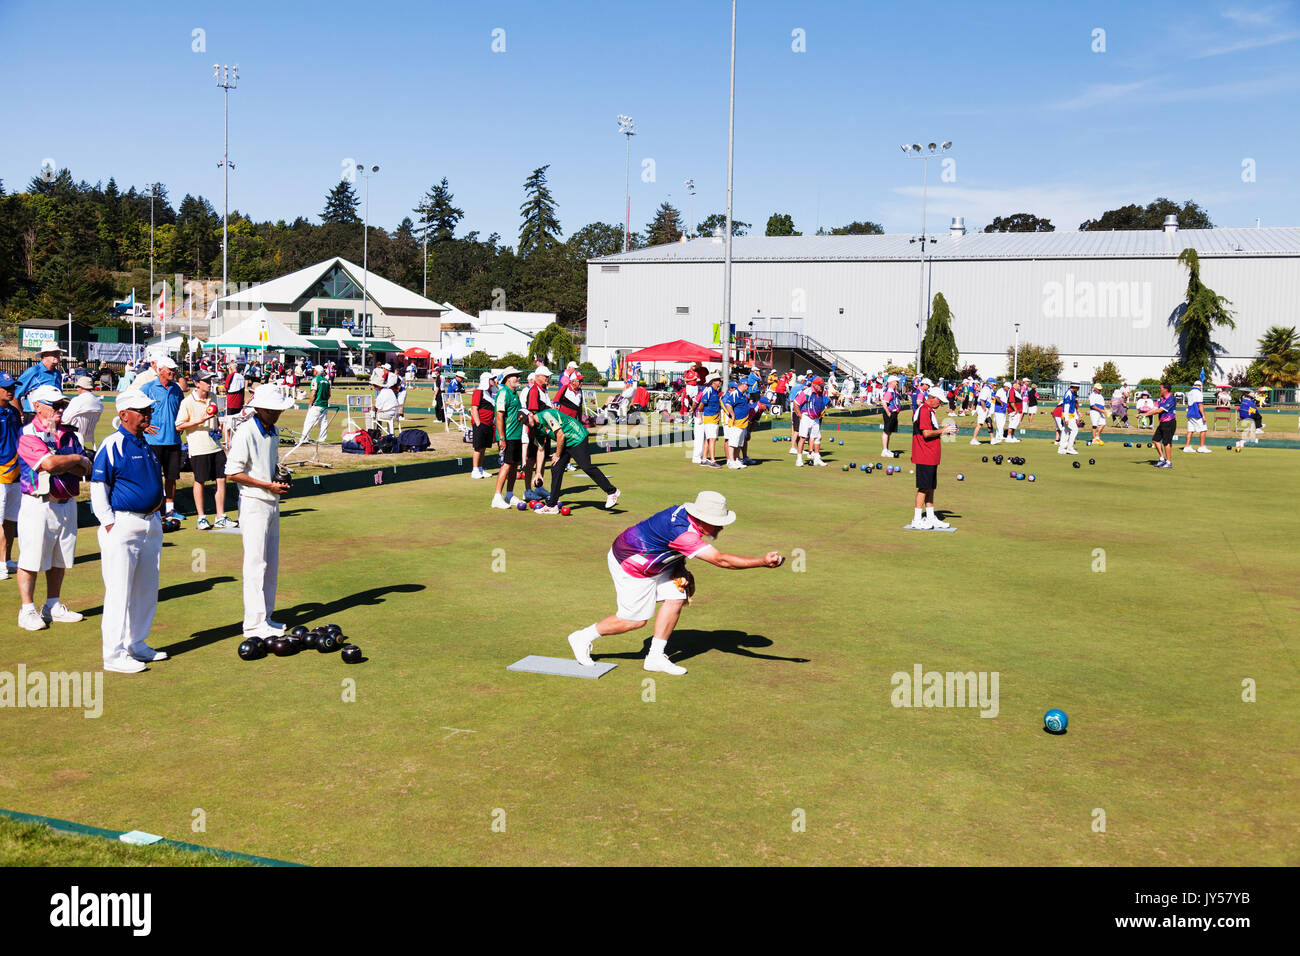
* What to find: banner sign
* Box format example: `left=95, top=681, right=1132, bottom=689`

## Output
left=21, top=328, right=57, bottom=350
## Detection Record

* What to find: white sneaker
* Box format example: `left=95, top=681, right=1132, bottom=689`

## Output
left=928, top=515, right=951, bottom=529
left=264, top=619, right=287, bottom=635
left=644, top=654, right=687, bottom=676
left=882, top=449, right=896, bottom=458
left=43, top=603, right=84, bottom=624
left=788, top=447, right=797, bottom=454
left=908, top=517, right=935, bottom=531
left=567, top=630, right=595, bottom=667
left=17, top=607, right=47, bottom=631
left=604, top=489, right=621, bottom=509
left=969, top=439, right=980, bottom=445
left=990, top=439, right=1001, bottom=445
left=130, top=645, right=169, bottom=662
left=1197, top=447, right=1212, bottom=454
left=470, top=468, right=485, bottom=479
left=0, top=565, right=7, bottom=580
left=794, top=458, right=804, bottom=467
left=727, top=461, right=742, bottom=469
left=491, top=495, right=510, bottom=509
left=1182, top=446, right=1196, bottom=453
left=103, top=655, right=147, bottom=674
left=812, top=457, right=827, bottom=466
left=1065, top=449, right=1079, bottom=455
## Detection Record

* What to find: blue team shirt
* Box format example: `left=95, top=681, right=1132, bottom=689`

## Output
left=723, top=389, right=752, bottom=423
left=1239, top=398, right=1257, bottom=420
left=1063, top=391, right=1078, bottom=415
left=0, top=404, right=20, bottom=470
left=795, top=389, right=828, bottom=420
left=1157, top=394, right=1177, bottom=422
left=141, top=379, right=184, bottom=446
left=14, top=364, right=64, bottom=413
left=697, top=385, right=721, bottom=416
left=92, top=427, right=165, bottom=517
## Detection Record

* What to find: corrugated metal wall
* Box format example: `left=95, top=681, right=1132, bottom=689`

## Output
left=590, top=255, right=1300, bottom=365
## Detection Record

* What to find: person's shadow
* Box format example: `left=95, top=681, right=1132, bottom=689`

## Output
left=594, top=628, right=809, bottom=665
left=162, top=582, right=426, bottom=657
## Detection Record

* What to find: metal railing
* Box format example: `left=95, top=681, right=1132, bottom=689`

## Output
left=762, top=332, right=865, bottom=380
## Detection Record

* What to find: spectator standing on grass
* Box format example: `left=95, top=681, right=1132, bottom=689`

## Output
left=225, top=384, right=294, bottom=639
left=90, top=390, right=168, bottom=672
left=1058, top=383, right=1082, bottom=455
left=176, top=370, right=236, bottom=530
left=971, top=377, right=993, bottom=445
left=14, top=346, right=66, bottom=417
left=491, top=367, right=524, bottom=509
left=693, top=373, right=723, bottom=468
left=0, top=374, right=21, bottom=581
left=14, top=385, right=90, bottom=632
left=140, top=356, right=185, bottom=521
left=469, top=372, right=497, bottom=479
left=793, top=376, right=829, bottom=467
left=1088, top=382, right=1108, bottom=445
left=907, top=385, right=960, bottom=531
left=1182, top=377, right=1210, bottom=454
left=880, top=375, right=901, bottom=457
left=62, top=376, right=103, bottom=451
left=222, top=360, right=246, bottom=447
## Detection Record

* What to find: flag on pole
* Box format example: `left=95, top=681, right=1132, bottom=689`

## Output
left=154, top=285, right=166, bottom=325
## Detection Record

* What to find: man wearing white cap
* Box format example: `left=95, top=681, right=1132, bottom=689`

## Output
left=225, top=384, right=294, bottom=638
left=14, top=345, right=66, bottom=417
left=881, top=374, right=901, bottom=457
left=140, top=355, right=185, bottom=520
left=62, top=376, right=103, bottom=450
left=91, top=390, right=168, bottom=672
left=565, top=491, right=785, bottom=676
left=14, top=385, right=91, bottom=631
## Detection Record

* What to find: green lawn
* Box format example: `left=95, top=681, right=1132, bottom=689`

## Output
left=0, top=432, right=1295, bottom=865
left=0, top=816, right=253, bottom=866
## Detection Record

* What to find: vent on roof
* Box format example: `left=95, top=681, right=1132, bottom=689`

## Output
left=601, top=265, right=620, bottom=273
left=1163, top=215, right=1178, bottom=234
left=675, top=306, right=690, bottom=314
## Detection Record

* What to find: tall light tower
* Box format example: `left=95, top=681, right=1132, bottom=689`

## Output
left=618, top=114, right=635, bottom=252
left=684, top=179, right=696, bottom=238
left=357, top=163, right=380, bottom=371
left=214, top=64, right=238, bottom=297
left=903, top=140, right=952, bottom=377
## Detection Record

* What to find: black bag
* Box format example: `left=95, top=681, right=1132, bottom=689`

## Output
left=376, top=434, right=399, bottom=454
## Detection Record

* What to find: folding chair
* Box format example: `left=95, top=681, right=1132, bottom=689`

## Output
left=346, top=394, right=373, bottom=433
left=443, top=392, right=469, bottom=433
left=280, top=407, right=338, bottom=470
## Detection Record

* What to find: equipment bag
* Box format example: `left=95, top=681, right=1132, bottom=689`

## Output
left=376, top=434, right=399, bottom=454
left=398, top=429, right=431, bottom=452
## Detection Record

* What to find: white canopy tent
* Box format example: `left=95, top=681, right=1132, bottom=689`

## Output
left=211, top=306, right=316, bottom=352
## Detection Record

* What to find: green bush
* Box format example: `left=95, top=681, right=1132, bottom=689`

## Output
left=1092, top=361, right=1122, bottom=387
left=577, top=361, right=606, bottom=386
left=466, top=350, right=491, bottom=370
left=1006, top=342, right=1062, bottom=382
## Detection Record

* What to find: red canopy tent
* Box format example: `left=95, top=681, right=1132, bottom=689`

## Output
left=402, top=347, right=431, bottom=358
left=624, top=340, right=723, bottom=363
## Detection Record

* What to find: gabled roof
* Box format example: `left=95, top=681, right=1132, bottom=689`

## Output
left=591, top=227, right=1300, bottom=264
left=216, top=257, right=446, bottom=311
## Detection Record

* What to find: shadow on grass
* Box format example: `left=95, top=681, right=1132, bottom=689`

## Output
left=594, top=628, right=810, bottom=665
left=79, top=575, right=238, bottom=622
left=162, top=582, right=426, bottom=657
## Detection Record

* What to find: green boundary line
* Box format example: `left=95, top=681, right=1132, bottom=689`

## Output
left=0, top=807, right=304, bottom=867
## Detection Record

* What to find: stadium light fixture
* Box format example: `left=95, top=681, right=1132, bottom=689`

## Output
left=215, top=63, right=239, bottom=298
left=941, top=141, right=952, bottom=150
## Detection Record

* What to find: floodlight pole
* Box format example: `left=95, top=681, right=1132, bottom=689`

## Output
left=358, top=165, right=379, bottom=371
left=215, top=64, right=238, bottom=299
left=618, top=114, right=636, bottom=253
left=1014, top=322, right=1021, bottom=379
left=721, top=0, right=736, bottom=387
left=904, top=141, right=951, bottom=378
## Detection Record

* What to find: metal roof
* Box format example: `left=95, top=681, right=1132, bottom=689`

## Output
left=592, top=227, right=1300, bottom=264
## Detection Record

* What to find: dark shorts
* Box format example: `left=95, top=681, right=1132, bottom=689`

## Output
left=154, top=444, right=181, bottom=482
left=472, top=423, right=494, bottom=452
left=1154, top=420, right=1176, bottom=446
left=501, top=438, right=523, bottom=466
left=883, top=411, right=899, bottom=435
left=191, top=449, right=227, bottom=484
left=915, top=463, right=938, bottom=491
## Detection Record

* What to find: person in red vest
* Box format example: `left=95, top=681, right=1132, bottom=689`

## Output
left=221, top=360, right=246, bottom=447
left=908, top=387, right=959, bottom=530
left=554, top=371, right=583, bottom=420
left=469, top=372, right=497, bottom=480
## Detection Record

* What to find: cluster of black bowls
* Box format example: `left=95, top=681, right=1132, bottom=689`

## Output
left=238, top=624, right=364, bottom=663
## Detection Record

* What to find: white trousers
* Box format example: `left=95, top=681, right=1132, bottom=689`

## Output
left=691, top=421, right=705, bottom=461
left=1061, top=417, right=1079, bottom=450
left=239, top=496, right=279, bottom=633
left=992, top=412, right=1006, bottom=440
left=302, top=405, right=329, bottom=442
left=98, top=511, right=162, bottom=663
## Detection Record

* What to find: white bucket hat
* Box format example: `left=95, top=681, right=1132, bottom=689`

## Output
left=249, top=383, right=294, bottom=411
left=683, top=490, right=737, bottom=527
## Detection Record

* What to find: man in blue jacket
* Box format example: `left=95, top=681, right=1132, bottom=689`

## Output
left=140, top=356, right=185, bottom=521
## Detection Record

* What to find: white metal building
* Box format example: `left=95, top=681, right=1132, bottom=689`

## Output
left=587, top=222, right=1300, bottom=382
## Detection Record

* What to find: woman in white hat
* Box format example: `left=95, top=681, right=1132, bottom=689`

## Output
left=224, top=384, right=294, bottom=639
left=565, top=491, right=784, bottom=676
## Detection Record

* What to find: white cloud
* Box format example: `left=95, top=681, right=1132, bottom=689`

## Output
left=1051, top=82, right=1148, bottom=112
left=1196, top=28, right=1300, bottom=56
left=1222, top=3, right=1289, bottom=26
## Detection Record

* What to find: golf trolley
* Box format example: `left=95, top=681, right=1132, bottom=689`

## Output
left=279, top=405, right=338, bottom=470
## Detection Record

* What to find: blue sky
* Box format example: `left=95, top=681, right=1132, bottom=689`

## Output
left=2, top=0, right=1297, bottom=240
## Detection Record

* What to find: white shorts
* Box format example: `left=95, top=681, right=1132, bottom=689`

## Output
left=976, top=407, right=989, bottom=424
left=0, top=482, right=19, bottom=523
left=1187, top=417, right=1207, bottom=433
left=607, top=550, right=688, bottom=622
left=1008, top=412, right=1022, bottom=429
left=17, top=496, right=77, bottom=573
left=1026, top=405, right=1038, bottom=415
left=702, top=422, right=719, bottom=439
left=1090, top=410, right=1106, bottom=427
left=725, top=424, right=746, bottom=446
left=798, top=416, right=821, bottom=440
left=685, top=385, right=699, bottom=400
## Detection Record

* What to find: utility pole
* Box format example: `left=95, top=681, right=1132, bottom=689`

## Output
left=215, top=64, right=239, bottom=298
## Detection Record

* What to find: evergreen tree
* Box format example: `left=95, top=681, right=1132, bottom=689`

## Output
left=1080, top=198, right=1213, bottom=231
left=828, top=220, right=885, bottom=235
left=1174, top=248, right=1235, bottom=375
left=518, top=165, right=562, bottom=256
left=697, top=213, right=749, bottom=237
left=322, top=179, right=361, bottom=224
left=983, top=213, right=1054, bottom=233
left=644, top=202, right=684, bottom=246
left=414, top=178, right=464, bottom=243
left=920, top=292, right=959, bottom=380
